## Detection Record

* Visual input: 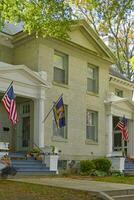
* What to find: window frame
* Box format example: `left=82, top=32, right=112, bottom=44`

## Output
left=87, top=63, right=99, bottom=93
left=86, top=110, right=98, bottom=142
left=53, top=50, right=68, bottom=85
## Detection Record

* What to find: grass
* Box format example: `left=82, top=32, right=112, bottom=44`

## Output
left=0, top=180, right=98, bottom=200
left=69, top=174, right=134, bottom=185
left=93, top=176, right=134, bottom=185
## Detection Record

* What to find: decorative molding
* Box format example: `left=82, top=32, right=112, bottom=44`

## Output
left=109, top=75, right=134, bottom=90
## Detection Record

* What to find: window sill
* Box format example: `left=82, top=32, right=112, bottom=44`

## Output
left=85, top=139, right=98, bottom=145
left=86, top=91, right=99, bottom=97
left=52, top=81, right=69, bottom=89
left=52, top=136, right=68, bottom=143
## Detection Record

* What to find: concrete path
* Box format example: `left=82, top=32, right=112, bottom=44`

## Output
left=10, top=177, right=134, bottom=192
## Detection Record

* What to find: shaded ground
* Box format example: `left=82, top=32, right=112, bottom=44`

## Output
left=0, top=180, right=99, bottom=200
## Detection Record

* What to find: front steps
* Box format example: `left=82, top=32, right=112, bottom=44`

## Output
left=9, top=152, right=56, bottom=175
left=124, top=158, right=134, bottom=176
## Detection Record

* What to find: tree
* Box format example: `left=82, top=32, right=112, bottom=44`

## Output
left=0, top=0, right=73, bottom=38
left=0, top=0, right=134, bottom=79
left=74, top=0, right=134, bottom=79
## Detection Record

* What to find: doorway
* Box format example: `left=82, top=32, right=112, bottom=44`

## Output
left=113, top=116, right=127, bottom=156
left=17, top=101, right=33, bottom=152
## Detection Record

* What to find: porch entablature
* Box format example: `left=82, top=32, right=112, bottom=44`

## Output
left=105, top=92, right=134, bottom=119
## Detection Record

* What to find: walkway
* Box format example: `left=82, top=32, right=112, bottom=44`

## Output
left=11, top=177, right=134, bottom=192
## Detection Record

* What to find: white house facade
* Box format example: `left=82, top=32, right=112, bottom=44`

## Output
left=0, top=21, right=134, bottom=170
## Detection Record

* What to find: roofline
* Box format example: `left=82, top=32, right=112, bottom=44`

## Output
left=0, top=64, right=50, bottom=88
left=2, top=20, right=116, bottom=64
left=75, top=20, right=116, bottom=63
left=109, top=74, right=134, bottom=90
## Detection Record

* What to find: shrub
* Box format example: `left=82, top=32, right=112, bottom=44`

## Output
left=90, top=170, right=108, bottom=177
left=92, top=158, right=111, bottom=173
left=80, top=160, right=95, bottom=175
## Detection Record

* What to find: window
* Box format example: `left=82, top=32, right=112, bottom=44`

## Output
left=87, top=64, right=99, bottom=93
left=115, top=89, right=123, bottom=97
left=53, top=105, right=68, bottom=139
left=86, top=110, right=98, bottom=142
left=53, top=51, right=68, bottom=84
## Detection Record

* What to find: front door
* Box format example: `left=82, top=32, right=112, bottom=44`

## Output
left=113, top=116, right=127, bottom=156
left=17, top=102, right=33, bottom=151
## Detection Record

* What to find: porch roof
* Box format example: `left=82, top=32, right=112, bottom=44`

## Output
left=0, top=62, right=49, bottom=99
left=104, top=92, right=134, bottom=119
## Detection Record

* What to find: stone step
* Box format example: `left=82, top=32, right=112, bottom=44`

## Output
left=124, top=170, right=134, bottom=176
left=16, top=168, right=50, bottom=172
left=15, top=171, right=56, bottom=176
left=12, top=160, right=43, bottom=165
left=113, top=194, right=134, bottom=200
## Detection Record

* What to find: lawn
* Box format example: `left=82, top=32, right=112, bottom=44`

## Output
left=0, top=180, right=98, bottom=200
left=93, top=176, right=134, bottom=184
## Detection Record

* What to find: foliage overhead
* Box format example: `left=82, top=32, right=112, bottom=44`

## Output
left=0, top=0, right=134, bottom=79
left=0, top=0, right=74, bottom=38
left=75, top=0, right=134, bottom=79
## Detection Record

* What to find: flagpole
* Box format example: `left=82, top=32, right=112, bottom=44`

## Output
left=2, top=81, right=13, bottom=99
left=42, top=93, right=63, bottom=123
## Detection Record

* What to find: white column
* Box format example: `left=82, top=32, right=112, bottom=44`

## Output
left=128, top=120, right=134, bottom=157
left=106, top=114, right=113, bottom=157
left=34, top=98, right=45, bottom=148
left=38, top=98, right=45, bottom=148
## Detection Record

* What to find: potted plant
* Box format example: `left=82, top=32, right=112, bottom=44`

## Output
left=30, top=148, right=40, bottom=158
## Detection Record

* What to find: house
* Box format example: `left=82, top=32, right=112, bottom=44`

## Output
left=0, top=20, right=134, bottom=170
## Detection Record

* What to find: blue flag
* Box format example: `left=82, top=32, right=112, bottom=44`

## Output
left=53, top=96, right=65, bottom=128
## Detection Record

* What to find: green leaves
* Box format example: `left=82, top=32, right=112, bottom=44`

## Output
left=0, top=0, right=73, bottom=38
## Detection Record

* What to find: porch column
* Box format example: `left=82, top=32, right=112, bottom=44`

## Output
left=128, top=120, right=134, bottom=157
left=106, top=114, right=113, bottom=157
left=34, top=98, right=45, bottom=148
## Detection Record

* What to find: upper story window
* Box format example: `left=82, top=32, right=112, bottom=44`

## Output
left=53, top=105, right=68, bottom=139
left=53, top=51, right=68, bottom=85
left=86, top=110, right=98, bottom=142
left=87, top=64, right=99, bottom=93
left=115, top=88, right=123, bottom=97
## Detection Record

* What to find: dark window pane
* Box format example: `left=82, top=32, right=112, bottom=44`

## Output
left=54, top=67, right=65, bottom=84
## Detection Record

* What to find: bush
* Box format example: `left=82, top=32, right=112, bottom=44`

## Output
left=90, top=170, right=108, bottom=177
left=80, top=160, right=95, bottom=175
left=92, top=158, right=111, bottom=173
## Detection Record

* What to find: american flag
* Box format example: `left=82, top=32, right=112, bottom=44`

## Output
left=116, top=117, right=129, bottom=142
left=2, top=83, right=18, bottom=125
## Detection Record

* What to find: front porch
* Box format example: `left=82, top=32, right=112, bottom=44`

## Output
left=105, top=93, right=134, bottom=158
left=0, top=62, right=49, bottom=152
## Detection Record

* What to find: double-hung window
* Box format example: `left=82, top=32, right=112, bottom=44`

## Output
left=87, top=64, right=99, bottom=93
left=86, top=110, right=98, bottom=142
left=53, top=51, right=68, bottom=84
left=53, top=105, right=68, bottom=139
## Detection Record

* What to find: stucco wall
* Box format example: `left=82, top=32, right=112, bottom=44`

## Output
left=38, top=38, right=109, bottom=160
left=13, top=39, right=39, bottom=71
left=0, top=44, right=13, bottom=63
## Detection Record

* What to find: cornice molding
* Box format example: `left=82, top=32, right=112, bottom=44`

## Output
left=109, top=75, right=134, bottom=90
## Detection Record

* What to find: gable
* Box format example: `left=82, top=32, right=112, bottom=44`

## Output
left=0, top=62, right=49, bottom=87
left=69, top=28, right=98, bottom=53
left=69, top=21, right=115, bottom=63
left=0, top=70, right=39, bottom=86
